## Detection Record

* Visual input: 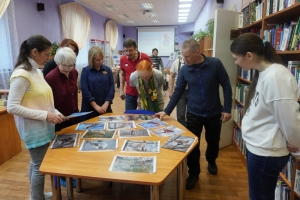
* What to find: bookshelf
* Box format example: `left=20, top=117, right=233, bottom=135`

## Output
left=236, top=1, right=300, bottom=199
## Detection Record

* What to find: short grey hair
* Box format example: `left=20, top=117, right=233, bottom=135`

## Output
left=88, top=46, right=104, bottom=68
left=181, top=39, right=200, bottom=53
left=54, top=47, right=76, bottom=65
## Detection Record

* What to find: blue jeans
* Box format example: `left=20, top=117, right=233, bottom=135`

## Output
left=125, top=94, right=138, bottom=111
left=176, top=90, right=188, bottom=127
left=28, top=143, right=49, bottom=199
left=246, top=148, right=290, bottom=200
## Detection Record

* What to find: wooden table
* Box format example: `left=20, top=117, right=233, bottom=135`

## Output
left=40, top=113, right=198, bottom=200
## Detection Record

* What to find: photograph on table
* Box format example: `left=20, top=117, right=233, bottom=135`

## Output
left=137, top=118, right=167, bottom=129
left=109, top=155, right=157, bottom=173
left=121, top=140, right=160, bottom=153
left=107, top=121, right=136, bottom=130
left=118, top=129, right=151, bottom=138
left=151, top=125, right=185, bottom=137
left=50, top=133, right=79, bottom=149
left=81, top=130, right=117, bottom=139
left=161, top=135, right=196, bottom=152
left=98, top=115, right=125, bottom=122
left=75, top=122, right=106, bottom=130
left=79, top=139, right=118, bottom=152
left=126, top=114, right=154, bottom=121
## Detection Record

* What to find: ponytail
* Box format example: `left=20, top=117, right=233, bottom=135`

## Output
left=14, top=35, right=51, bottom=71
left=14, top=40, right=31, bottom=70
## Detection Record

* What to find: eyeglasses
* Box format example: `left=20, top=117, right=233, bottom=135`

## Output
left=60, top=64, right=75, bottom=69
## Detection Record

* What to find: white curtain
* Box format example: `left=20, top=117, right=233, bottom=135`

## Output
left=60, top=2, right=90, bottom=49
left=105, top=20, right=118, bottom=51
left=0, top=0, right=18, bottom=90
left=0, top=0, right=10, bottom=19
left=105, top=20, right=118, bottom=67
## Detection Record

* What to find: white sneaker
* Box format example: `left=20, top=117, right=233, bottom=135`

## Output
left=29, top=192, right=52, bottom=200
left=44, top=192, right=52, bottom=200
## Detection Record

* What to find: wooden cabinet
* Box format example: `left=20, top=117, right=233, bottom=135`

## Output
left=0, top=107, right=22, bottom=165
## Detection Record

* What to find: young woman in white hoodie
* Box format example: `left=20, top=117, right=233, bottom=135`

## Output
left=230, top=33, right=300, bottom=200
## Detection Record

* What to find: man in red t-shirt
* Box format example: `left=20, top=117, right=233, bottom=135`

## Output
left=119, top=38, right=152, bottom=110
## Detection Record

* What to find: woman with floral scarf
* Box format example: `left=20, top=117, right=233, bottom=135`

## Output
left=129, top=60, right=165, bottom=112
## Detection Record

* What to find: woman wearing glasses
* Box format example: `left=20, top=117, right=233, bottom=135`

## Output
left=45, top=47, right=78, bottom=132
left=43, top=38, right=79, bottom=77
left=80, top=46, right=115, bottom=120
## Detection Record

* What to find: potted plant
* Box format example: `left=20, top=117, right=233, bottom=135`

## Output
left=191, top=29, right=208, bottom=41
left=49, top=41, right=60, bottom=59
left=205, top=19, right=214, bottom=39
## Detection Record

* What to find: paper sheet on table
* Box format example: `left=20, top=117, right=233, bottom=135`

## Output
left=64, top=111, right=93, bottom=119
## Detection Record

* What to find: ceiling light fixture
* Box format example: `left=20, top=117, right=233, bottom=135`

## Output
left=179, top=9, right=190, bottom=12
left=102, top=4, right=118, bottom=11
left=126, top=20, right=135, bottom=23
left=140, top=3, right=154, bottom=9
left=178, top=20, right=187, bottom=22
left=117, top=14, right=129, bottom=19
left=179, top=0, right=193, bottom=2
left=179, top=4, right=191, bottom=8
left=178, top=13, right=188, bottom=16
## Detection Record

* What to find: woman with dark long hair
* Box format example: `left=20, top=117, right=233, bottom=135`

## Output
left=230, top=33, right=300, bottom=200
left=7, top=35, right=64, bottom=200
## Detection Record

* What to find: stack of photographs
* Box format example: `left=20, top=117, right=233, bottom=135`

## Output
left=81, top=130, right=117, bottom=139
left=76, top=122, right=105, bottom=130
left=98, top=115, right=125, bottom=122
left=109, top=155, right=157, bottom=173
left=137, top=118, right=167, bottom=129
left=151, top=125, right=185, bottom=137
left=121, top=140, right=160, bottom=153
left=126, top=114, right=154, bottom=121
left=50, top=133, right=78, bottom=149
left=107, top=121, right=136, bottom=130
left=161, top=135, right=196, bottom=152
left=79, top=139, right=118, bottom=152
left=118, top=129, right=151, bottom=138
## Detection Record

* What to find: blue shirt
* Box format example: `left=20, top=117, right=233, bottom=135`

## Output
left=164, top=54, right=232, bottom=117
left=80, top=65, right=115, bottom=114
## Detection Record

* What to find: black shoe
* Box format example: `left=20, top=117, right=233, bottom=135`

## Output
left=186, top=175, right=199, bottom=190
left=207, top=163, right=218, bottom=175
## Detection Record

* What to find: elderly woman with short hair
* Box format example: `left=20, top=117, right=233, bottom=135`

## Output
left=80, top=46, right=115, bottom=120
left=130, top=60, right=165, bottom=112
left=45, top=47, right=79, bottom=132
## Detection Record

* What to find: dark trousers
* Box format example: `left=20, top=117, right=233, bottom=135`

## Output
left=246, top=149, right=290, bottom=200
left=186, top=112, right=222, bottom=176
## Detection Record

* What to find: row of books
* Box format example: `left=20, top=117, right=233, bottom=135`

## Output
left=237, top=66, right=255, bottom=81
left=233, top=127, right=246, bottom=156
left=235, top=83, right=250, bottom=105
left=233, top=104, right=244, bottom=127
left=275, top=177, right=291, bottom=200
left=286, top=61, right=300, bottom=94
left=266, top=0, right=299, bottom=16
left=240, top=0, right=264, bottom=27
left=263, top=17, right=300, bottom=51
left=281, top=155, right=294, bottom=183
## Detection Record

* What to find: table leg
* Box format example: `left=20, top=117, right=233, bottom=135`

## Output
left=150, top=185, right=159, bottom=200
left=177, top=158, right=187, bottom=200
left=50, top=175, right=62, bottom=200
left=66, top=177, right=74, bottom=200
left=76, top=178, right=82, bottom=193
